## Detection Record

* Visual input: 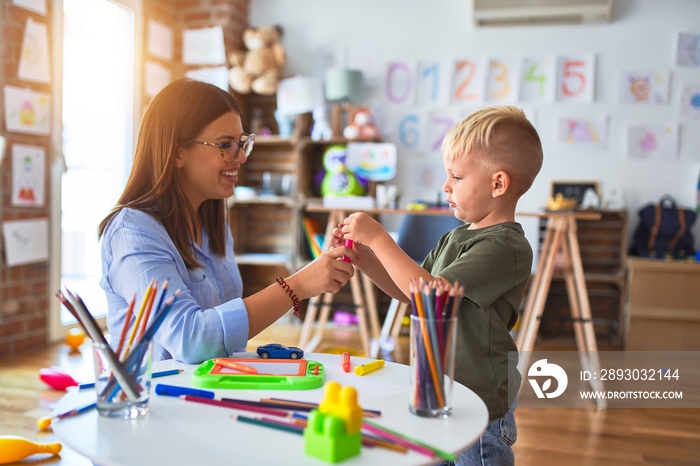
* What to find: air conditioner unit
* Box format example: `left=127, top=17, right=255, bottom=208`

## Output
left=473, top=0, right=612, bottom=27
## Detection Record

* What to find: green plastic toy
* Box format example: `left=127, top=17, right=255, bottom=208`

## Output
left=191, top=358, right=325, bottom=390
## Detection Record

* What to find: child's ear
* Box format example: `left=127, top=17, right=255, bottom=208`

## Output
left=492, top=170, right=510, bottom=197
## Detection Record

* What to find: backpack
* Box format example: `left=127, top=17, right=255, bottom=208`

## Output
left=631, top=195, right=696, bottom=259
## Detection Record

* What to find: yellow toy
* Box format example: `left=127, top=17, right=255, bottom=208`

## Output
left=65, top=327, right=85, bottom=350
left=228, top=25, right=286, bottom=96
left=0, top=435, right=61, bottom=464
left=305, top=381, right=363, bottom=462
left=317, top=381, right=362, bottom=434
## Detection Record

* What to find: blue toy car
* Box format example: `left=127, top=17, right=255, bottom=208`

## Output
left=256, top=343, right=304, bottom=360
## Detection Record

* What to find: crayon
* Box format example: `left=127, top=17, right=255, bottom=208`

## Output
left=354, top=359, right=385, bottom=376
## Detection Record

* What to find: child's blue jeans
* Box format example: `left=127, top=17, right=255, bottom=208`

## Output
left=441, top=401, right=517, bottom=466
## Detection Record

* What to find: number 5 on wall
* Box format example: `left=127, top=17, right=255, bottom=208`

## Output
left=557, top=54, right=596, bottom=103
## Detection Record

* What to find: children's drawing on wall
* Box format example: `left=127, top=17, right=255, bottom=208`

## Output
left=12, top=144, right=45, bottom=207
left=346, top=142, right=397, bottom=182
left=679, top=82, right=700, bottom=120
left=18, top=18, right=50, bottom=83
left=556, top=115, right=607, bottom=151
left=556, top=54, right=596, bottom=103
left=416, top=60, right=452, bottom=106
left=616, top=70, right=670, bottom=105
left=3, top=85, right=50, bottom=135
left=486, top=57, right=521, bottom=104
left=676, top=32, right=700, bottom=67
left=2, top=218, right=49, bottom=267
left=388, top=108, right=425, bottom=151
left=427, top=109, right=461, bottom=152
left=12, top=0, right=47, bottom=16
left=519, top=56, right=556, bottom=104
left=626, top=123, right=679, bottom=160
left=385, top=61, right=417, bottom=105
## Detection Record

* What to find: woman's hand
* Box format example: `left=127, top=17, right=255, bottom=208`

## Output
left=288, top=246, right=354, bottom=299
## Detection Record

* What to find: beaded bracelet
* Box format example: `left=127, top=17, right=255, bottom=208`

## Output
left=276, top=276, right=301, bottom=316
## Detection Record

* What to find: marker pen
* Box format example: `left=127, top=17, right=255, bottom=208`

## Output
left=354, top=359, right=385, bottom=376
left=213, top=358, right=258, bottom=374
left=342, top=352, right=351, bottom=373
left=155, top=383, right=215, bottom=399
left=343, top=240, right=353, bottom=263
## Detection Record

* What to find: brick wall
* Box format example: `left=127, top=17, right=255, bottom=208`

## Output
left=0, top=0, right=249, bottom=358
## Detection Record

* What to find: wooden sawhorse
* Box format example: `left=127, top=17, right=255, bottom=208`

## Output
left=516, top=212, right=606, bottom=407
left=297, top=209, right=382, bottom=357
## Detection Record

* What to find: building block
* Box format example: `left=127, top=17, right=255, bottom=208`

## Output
left=317, top=381, right=362, bottom=434
left=304, top=409, right=361, bottom=463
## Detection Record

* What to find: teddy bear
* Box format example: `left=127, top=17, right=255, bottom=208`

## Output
left=343, top=107, right=381, bottom=140
left=228, top=25, right=285, bottom=96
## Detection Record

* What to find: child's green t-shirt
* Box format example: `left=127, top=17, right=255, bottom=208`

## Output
left=422, top=222, right=532, bottom=420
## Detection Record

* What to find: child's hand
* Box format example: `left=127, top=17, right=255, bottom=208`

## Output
left=329, top=223, right=374, bottom=269
left=328, top=223, right=345, bottom=249
left=341, top=212, right=385, bottom=249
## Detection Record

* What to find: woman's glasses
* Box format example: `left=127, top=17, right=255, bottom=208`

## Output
left=190, top=133, right=255, bottom=163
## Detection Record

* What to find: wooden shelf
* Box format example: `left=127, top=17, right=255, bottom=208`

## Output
left=230, top=99, right=380, bottom=297
left=625, top=258, right=700, bottom=350
left=235, top=253, right=292, bottom=267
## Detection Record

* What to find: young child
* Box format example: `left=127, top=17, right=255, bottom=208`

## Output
left=331, top=105, right=543, bottom=465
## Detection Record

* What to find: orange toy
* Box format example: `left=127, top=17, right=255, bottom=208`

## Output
left=0, top=435, right=62, bottom=464
left=65, top=328, right=85, bottom=350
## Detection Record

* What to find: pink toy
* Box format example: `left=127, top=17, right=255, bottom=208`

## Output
left=333, top=311, right=359, bottom=326
left=39, top=367, right=79, bottom=391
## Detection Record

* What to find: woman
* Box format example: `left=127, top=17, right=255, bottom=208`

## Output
left=98, top=78, right=353, bottom=363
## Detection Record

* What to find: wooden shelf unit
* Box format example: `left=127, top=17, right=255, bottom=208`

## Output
left=228, top=133, right=372, bottom=300
left=533, top=209, right=628, bottom=347
left=625, top=258, right=700, bottom=350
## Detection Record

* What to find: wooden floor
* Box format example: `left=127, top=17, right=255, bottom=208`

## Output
left=1, top=321, right=698, bottom=465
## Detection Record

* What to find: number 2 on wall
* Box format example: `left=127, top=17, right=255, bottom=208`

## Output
left=453, top=60, right=481, bottom=102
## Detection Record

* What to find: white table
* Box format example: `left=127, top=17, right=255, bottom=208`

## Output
left=53, top=353, right=488, bottom=466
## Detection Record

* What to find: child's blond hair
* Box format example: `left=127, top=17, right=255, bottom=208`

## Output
left=442, top=106, right=543, bottom=196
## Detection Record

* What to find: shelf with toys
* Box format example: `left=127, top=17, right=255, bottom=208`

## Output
left=229, top=131, right=385, bottom=301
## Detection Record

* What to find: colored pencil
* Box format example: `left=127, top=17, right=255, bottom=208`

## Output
left=412, top=280, right=445, bottom=408
left=260, top=397, right=381, bottom=417
left=60, top=289, right=141, bottom=402
left=363, top=419, right=455, bottom=461
left=116, top=293, right=136, bottom=358
left=409, top=280, right=463, bottom=413
left=180, top=394, right=289, bottom=417
left=137, top=280, right=158, bottom=340
left=56, top=401, right=97, bottom=420
left=362, top=420, right=436, bottom=458
left=125, top=278, right=155, bottom=352
left=234, top=414, right=303, bottom=435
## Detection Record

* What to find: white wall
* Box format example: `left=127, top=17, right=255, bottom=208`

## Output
left=251, top=0, right=700, bottom=247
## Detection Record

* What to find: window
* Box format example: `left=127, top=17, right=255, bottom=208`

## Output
left=50, top=0, right=142, bottom=339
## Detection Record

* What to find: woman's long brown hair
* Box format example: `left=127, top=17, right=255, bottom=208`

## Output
left=98, top=78, right=242, bottom=269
